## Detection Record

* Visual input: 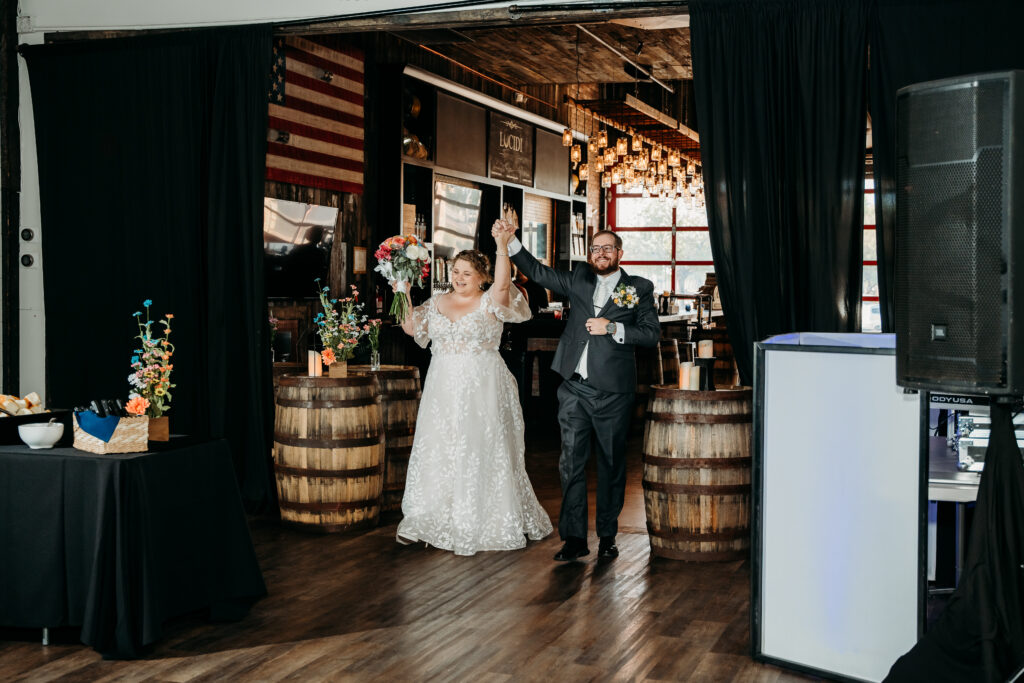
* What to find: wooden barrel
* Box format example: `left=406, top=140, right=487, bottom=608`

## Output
left=642, top=385, right=752, bottom=561
left=692, top=327, right=739, bottom=388
left=272, top=362, right=305, bottom=397
left=351, top=364, right=421, bottom=513
left=634, top=345, right=663, bottom=422
left=274, top=375, right=384, bottom=532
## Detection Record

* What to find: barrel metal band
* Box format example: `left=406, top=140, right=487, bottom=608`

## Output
left=642, top=454, right=752, bottom=469
left=384, top=426, right=416, bottom=437
left=278, top=498, right=380, bottom=512
left=650, top=387, right=751, bottom=401
left=646, top=411, right=751, bottom=424
left=382, top=391, right=422, bottom=401
left=649, top=547, right=748, bottom=562
left=642, top=480, right=750, bottom=496
left=277, top=396, right=380, bottom=408
left=274, top=432, right=384, bottom=449
left=646, top=522, right=749, bottom=542
left=274, top=463, right=383, bottom=479
left=386, top=445, right=413, bottom=459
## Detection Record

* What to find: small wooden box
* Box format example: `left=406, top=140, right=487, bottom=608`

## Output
left=73, top=415, right=149, bottom=454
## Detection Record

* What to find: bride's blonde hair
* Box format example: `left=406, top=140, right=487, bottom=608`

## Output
left=452, top=250, right=493, bottom=288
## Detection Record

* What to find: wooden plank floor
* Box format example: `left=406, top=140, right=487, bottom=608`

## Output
left=0, top=427, right=815, bottom=682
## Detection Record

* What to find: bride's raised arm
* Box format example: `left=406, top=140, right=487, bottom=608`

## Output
left=491, top=220, right=513, bottom=308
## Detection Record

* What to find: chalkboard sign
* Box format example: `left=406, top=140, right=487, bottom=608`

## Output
left=489, top=112, right=534, bottom=186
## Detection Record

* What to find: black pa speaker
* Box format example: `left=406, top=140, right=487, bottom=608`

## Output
left=895, top=70, right=1024, bottom=395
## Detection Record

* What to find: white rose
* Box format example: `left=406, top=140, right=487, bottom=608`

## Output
left=407, top=245, right=428, bottom=260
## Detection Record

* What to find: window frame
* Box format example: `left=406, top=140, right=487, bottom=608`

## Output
left=607, top=186, right=714, bottom=292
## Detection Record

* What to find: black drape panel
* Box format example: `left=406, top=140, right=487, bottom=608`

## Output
left=690, top=0, right=869, bottom=384
left=886, top=403, right=1024, bottom=682
left=22, top=26, right=276, bottom=509
left=869, top=0, right=1024, bottom=332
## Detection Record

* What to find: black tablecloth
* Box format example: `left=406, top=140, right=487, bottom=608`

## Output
left=0, top=437, right=266, bottom=658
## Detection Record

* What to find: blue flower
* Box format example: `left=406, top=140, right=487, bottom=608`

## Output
left=133, top=311, right=142, bottom=317
left=131, top=355, right=139, bottom=364
left=314, top=277, right=321, bottom=282
left=143, top=299, right=152, bottom=307
left=331, top=299, right=337, bottom=304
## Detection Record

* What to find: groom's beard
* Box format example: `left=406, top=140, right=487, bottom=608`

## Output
left=589, top=253, right=621, bottom=276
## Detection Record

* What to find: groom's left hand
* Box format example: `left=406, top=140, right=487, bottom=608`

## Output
left=585, top=317, right=610, bottom=335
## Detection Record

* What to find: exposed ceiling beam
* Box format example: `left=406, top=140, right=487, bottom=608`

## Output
left=280, top=1, right=687, bottom=35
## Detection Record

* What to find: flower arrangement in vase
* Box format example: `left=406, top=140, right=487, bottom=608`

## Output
left=125, top=299, right=175, bottom=440
left=367, top=318, right=383, bottom=371
left=315, top=280, right=367, bottom=377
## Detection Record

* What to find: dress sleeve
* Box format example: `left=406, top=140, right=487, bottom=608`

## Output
left=484, top=287, right=532, bottom=324
left=410, top=296, right=433, bottom=348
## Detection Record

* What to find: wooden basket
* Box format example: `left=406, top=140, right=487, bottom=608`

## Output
left=73, top=415, right=149, bottom=454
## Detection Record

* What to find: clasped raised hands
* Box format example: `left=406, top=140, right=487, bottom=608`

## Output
left=491, top=203, right=519, bottom=247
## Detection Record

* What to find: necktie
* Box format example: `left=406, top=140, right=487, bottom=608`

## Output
left=594, top=278, right=608, bottom=311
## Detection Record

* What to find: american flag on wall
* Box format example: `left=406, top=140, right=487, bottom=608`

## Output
left=266, top=36, right=365, bottom=194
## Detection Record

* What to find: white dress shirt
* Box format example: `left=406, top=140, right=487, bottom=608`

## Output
left=507, top=237, right=626, bottom=380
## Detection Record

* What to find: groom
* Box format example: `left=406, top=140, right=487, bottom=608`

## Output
left=494, top=221, right=660, bottom=561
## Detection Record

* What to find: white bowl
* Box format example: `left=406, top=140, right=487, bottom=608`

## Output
left=18, top=422, right=64, bottom=449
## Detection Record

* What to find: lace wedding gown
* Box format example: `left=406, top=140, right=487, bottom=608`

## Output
left=396, top=287, right=553, bottom=556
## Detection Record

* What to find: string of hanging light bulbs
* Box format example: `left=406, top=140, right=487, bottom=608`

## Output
left=561, top=100, right=704, bottom=207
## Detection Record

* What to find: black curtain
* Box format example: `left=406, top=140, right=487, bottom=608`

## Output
left=690, top=0, right=869, bottom=384
left=22, top=26, right=276, bottom=509
left=868, top=0, right=1024, bottom=332
left=886, top=403, right=1024, bottom=682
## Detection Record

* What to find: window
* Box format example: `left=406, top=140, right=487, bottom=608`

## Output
left=862, top=179, right=881, bottom=332
left=609, top=188, right=713, bottom=295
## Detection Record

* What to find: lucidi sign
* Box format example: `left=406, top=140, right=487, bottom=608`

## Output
left=489, top=112, right=534, bottom=186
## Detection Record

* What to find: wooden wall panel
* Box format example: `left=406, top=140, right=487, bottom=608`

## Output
left=534, top=129, right=569, bottom=195
left=435, top=93, right=487, bottom=176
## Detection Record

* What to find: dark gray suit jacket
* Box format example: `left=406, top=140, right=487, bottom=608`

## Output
left=512, top=245, right=661, bottom=394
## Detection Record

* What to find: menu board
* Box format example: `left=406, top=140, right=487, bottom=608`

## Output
left=489, top=112, right=534, bottom=186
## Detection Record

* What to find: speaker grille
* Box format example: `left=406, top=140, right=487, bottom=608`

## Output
left=896, top=78, right=1007, bottom=391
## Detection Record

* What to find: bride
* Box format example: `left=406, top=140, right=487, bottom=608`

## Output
left=392, top=227, right=552, bottom=556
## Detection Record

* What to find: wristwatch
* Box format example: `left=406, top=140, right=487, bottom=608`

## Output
left=606, top=322, right=617, bottom=336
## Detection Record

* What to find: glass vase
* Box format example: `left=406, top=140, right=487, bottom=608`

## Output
left=370, top=350, right=381, bottom=371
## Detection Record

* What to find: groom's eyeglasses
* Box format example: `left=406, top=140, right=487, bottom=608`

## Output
left=589, top=245, right=619, bottom=255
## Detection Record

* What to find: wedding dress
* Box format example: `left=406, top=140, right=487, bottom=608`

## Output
left=396, top=287, right=553, bottom=556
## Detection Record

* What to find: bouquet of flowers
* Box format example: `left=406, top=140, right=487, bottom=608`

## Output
left=315, top=280, right=367, bottom=366
left=373, top=234, right=431, bottom=322
left=126, top=299, right=175, bottom=418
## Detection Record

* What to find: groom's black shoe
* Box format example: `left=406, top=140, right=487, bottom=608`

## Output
left=598, top=536, right=619, bottom=559
left=554, top=537, right=589, bottom=561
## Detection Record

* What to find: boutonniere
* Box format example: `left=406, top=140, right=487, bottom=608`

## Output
left=611, top=283, right=638, bottom=309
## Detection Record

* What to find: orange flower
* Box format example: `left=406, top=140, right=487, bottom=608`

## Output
left=125, top=396, right=150, bottom=415
left=161, top=340, right=169, bottom=346
left=321, top=348, right=336, bottom=365
left=165, top=314, right=174, bottom=319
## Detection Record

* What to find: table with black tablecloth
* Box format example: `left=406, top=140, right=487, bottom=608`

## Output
left=0, top=437, right=266, bottom=658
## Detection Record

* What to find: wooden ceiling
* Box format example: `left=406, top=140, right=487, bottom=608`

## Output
left=388, top=21, right=692, bottom=86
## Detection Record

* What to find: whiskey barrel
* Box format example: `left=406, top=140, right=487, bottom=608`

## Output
left=274, top=375, right=384, bottom=532
left=351, top=364, right=421, bottom=512
left=642, top=385, right=752, bottom=561
left=692, top=327, right=739, bottom=388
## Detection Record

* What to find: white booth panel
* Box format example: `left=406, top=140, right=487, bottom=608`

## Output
left=756, top=339, right=921, bottom=682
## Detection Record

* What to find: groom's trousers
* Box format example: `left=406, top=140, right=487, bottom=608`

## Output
left=556, top=375, right=634, bottom=540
